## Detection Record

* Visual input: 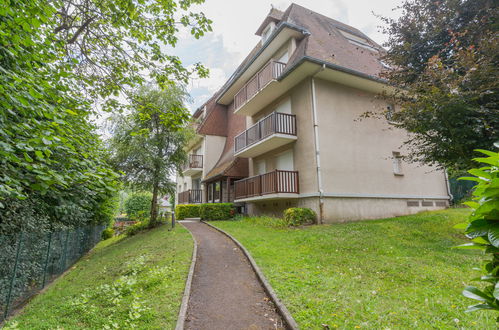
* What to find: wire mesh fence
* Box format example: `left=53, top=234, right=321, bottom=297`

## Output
left=0, top=225, right=105, bottom=322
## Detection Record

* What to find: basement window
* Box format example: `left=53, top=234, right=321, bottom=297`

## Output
left=392, top=152, right=403, bottom=176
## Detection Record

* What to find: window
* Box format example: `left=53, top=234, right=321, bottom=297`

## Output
left=255, top=159, right=266, bottom=175
left=386, top=104, right=395, bottom=122
left=214, top=181, right=221, bottom=202
left=392, top=152, right=403, bottom=176
left=207, top=183, right=213, bottom=201
left=276, top=150, right=294, bottom=171
left=277, top=51, right=289, bottom=64
left=261, top=22, right=275, bottom=44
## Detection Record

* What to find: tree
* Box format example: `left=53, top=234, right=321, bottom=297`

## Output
left=380, top=0, right=498, bottom=174
left=124, top=192, right=152, bottom=221
left=50, top=0, right=211, bottom=106
left=109, top=85, right=192, bottom=227
left=0, top=0, right=210, bottom=233
left=1, top=0, right=120, bottom=234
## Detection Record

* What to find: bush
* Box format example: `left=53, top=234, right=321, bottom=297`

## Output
left=101, top=228, right=115, bottom=240
left=456, top=149, right=499, bottom=315
left=283, top=208, right=317, bottom=226
left=124, top=192, right=151, bottom=220
left=175, top=204, right=200, bottom=220
left=125, top=221, right=149, bottom=236
left=200, top=203, right=235, bottom=220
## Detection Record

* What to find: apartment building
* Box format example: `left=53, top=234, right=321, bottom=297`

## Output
left=176, top=3, right=451, bottom=223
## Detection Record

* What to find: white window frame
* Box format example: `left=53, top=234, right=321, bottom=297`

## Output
left=392, top=151, right=404, bottom=176
left=261, top=22, right=275, bottom=44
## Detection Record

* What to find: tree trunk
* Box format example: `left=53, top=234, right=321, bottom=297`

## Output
left=150, top=183, right=159, bottom=228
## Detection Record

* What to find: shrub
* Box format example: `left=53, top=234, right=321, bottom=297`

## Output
left=283, top=208, right=317, bottom=226
left=125, top=221, right=149, bottom=236
left=199, top=203, right=235, bottom=220
left=124, top=192, right=152, bottom=220
left=101, top=228, right=115, bottom=240
left=175, top=204, right=200, bottom=220
left=456, top=149, right=499, bottom=315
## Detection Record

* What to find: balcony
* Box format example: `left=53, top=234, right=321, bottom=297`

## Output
left=178, top=189, right=202, bottom=204
left=234, top=60, right=286, bottom=115
left=182, top=155, right=203, bottom=176
left=234, top=112, right=297, bottom=158
left=234, top=170, right=299, bottom=202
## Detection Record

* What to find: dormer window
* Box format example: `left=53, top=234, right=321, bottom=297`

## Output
left=338, top=29, right=379, bottom=53
left=261, top=22, right=276, bottom=44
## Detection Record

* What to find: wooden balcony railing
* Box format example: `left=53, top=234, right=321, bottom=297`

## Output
left=234, top=112, right=297, bottom=153
left=182, top=154, right=203, bottom=171
left=234, top=60, right=286, bottom=110
left=178, top=189, right=202, bottom=204
left=234, top=170, right=299, bottom=200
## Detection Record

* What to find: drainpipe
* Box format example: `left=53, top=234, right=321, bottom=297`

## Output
left=311, top=64, right=326, bottom=223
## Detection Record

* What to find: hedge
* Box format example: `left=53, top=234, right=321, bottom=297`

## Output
left=283, top=207, right=317, bottom=226
left=199, top=203, right=235, bottom=220
left=175, top=204, right=200, bottom=220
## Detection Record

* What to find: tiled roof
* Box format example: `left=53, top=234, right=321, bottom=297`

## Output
left=285, top=3, right=385, bottom=79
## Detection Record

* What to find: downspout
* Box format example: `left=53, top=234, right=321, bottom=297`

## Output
left=311, top=64, right=326, bottom=223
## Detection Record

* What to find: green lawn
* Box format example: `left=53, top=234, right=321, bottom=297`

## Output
left=5, top=224, right=193, bottom=329
left=210, top=209, right=495, bottom=329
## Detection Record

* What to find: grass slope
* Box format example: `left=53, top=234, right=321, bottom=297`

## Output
left=211, top=209, right=495, bottom=329
left=6, top=225, right=193, bottom=329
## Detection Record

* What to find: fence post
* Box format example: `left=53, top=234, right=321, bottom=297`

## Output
left=41, top=231, right=53, bottom=288
left=4, top=232, right=23, bottom=321
left=60, top=230, right=69, bottom=272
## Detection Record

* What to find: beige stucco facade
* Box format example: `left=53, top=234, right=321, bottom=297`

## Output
left=177, top=4, right=451, bottom=222
left=245, top=77, right=450, bottom=223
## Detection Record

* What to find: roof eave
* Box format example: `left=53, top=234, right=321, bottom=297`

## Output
left=216, top=21, right=310, bottom=105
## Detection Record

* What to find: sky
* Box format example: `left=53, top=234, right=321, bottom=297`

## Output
left=172, top=0, right=405, bottom=112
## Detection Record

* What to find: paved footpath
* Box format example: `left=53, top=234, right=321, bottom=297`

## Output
left=180, top=221, right=285, bottom=330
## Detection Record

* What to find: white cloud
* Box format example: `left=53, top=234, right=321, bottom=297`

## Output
left=189, top=67, right=228, bottom=93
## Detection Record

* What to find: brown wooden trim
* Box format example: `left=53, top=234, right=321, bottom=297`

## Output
left=234, top=170, right=299, bottom=200
left=234, top=60, right=286, bottom=110
left=234, top=112, right=297, bottom=153
left=178, top=189, right=203, bottom=204
left=182, top=154, right=203, bottom=171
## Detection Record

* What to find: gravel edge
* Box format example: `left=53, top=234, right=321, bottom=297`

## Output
left=202, top=221, right=299, bottom=330
left=175, top=222, right=198, bottom=330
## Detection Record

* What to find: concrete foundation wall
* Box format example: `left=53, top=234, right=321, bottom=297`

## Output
left=246, top=196, right=447, bottom=223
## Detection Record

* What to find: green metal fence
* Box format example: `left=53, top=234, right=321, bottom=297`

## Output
left=449, top=177, right=477, bottom=204
left=0, top=225, right=105, bottom=322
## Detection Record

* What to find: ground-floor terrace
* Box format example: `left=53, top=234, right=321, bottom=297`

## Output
left=177, top=175, right=246, bottom=205
left=177, top=169, right=449, bottom=222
